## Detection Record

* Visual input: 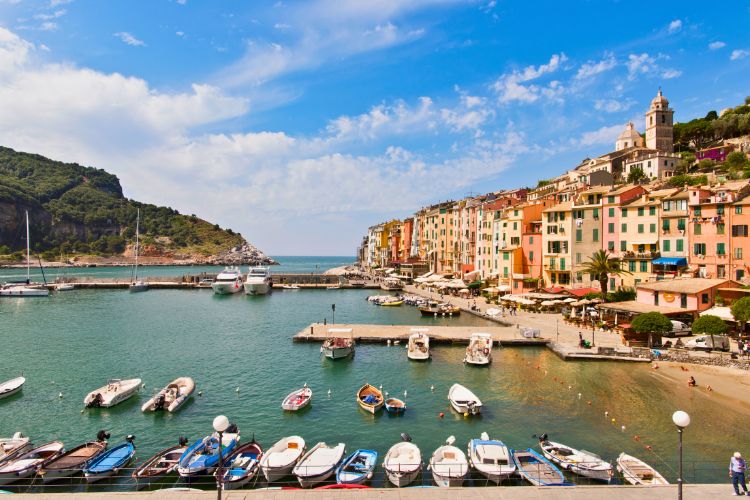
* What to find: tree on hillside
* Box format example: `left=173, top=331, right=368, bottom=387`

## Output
left=578, top=250, right=631, bottom=299
left=705, top=110, right=718, bottom=121
left=692, top=314, right=729, bottom=351
left=731, top=296, right=750, bottom=335
left=631, top=312, right=672, bottom=348
left=627, top=166, right=647, bottom=183
left=726, top=151, right=750, bottom=171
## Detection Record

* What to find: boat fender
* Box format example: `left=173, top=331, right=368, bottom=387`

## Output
left=483, top=348, right=489, bottom=356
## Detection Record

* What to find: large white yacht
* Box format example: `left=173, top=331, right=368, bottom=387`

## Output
left=211, top=267, right=243, bottom=295
left=243, top=266, right=272, bottom=295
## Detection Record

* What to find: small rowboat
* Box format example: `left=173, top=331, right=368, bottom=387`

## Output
left=293, top=442, right=346, bottom=488
left=357, top=384, right=383, bottom=414
left=39, top=432, right=109, bottom=483
left=0, top=441, right=65, bottom=485
left=429, top=436, right=469, bottom=488
left=384, top=398, right=406, bottom=415
left=83, top=436, right=136, bottom=482
left=448, top=383, right=482, bottom=416
left=336, top=449, right=377, bottom=485
left=217, top=439, right=263, bottom=490
left=259, top=436, right=306, bottom=483
left=282, top=386, right=312, bottom=411
left=383, top=434, right=421, bottom=488
left=616, top=452, right=668, bottom=486
left=132, top=438, right=189, bottom=489
left=0, top=377, right=25, bottom=400
left=407, top=330, right=430, bottom=361
left=141, top=377, right=195, bottom=413
left=538, top=434, right=612, bottom=481
left=0, top=433, right=30, bottom=466
left=512, top=448, right=567, bottom=486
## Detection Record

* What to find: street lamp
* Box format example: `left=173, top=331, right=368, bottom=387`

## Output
left=213, top=415, right=230, bottom=500
left=672, top=410, right=691, bottom=500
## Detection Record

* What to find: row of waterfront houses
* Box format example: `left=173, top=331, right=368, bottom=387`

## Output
left=358, top=90, right=750, bottom=293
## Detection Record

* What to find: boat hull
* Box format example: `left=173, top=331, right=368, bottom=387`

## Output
left=84, top=379, right=142, bottom=408
left=0, top=387, right=22, bottom=401
left=385, top=467, right=420, bottom=488
left=0, top=287, right=49, bottom=297
left=244, top=282, right=271, bottom=295
left=129, top=282, right=149, bottom=293
left=431, top=471, right=466, bottom=488
left=321, top=346, right=353, bottom=359
left=212, top=282, right=243, bottom=294
left=262, top=464, right=295, bottom=483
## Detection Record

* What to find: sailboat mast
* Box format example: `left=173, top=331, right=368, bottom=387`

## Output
left=25, top=210, right=30, bottom=283
left=134, top=209, right=140, bottom=281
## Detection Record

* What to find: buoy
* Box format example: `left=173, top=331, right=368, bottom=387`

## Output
left=58, top=392, right=63, bottom=398
left=439, top=412, right=444, bottom=418
left=328, top=388, right=332, bottom=397
left=430, top=385, right=435, bottom=392
left=379, top=385, right=383, bottom=391
left=142, top=383, right=146, bottom=389
left=611, top=418, right=616, bottom=423
left=463, top=412, right=469, bottom=417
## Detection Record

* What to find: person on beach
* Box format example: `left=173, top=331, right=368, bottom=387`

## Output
left=688, top=376, right=696, bottom=387
left=730, top=452, right=748, bottom=496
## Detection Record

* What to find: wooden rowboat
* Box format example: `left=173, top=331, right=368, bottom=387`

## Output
left=356, top=384, right=383, bottom=414
left=384, top=398, right=406, bottom=415
left=282, top=386, right=312, bottom=411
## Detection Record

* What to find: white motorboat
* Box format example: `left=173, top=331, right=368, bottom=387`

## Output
left=0, top=376, right=25, bottom=400
left=617, top=452, right=668, bottom=486
left=141, top=377, right=195, bottom=413
left=464, top=332, right=493, bottom=365
left=429, top=436, right=468, bottom=487
left=538, top=434, right=612, bottom=481
left=0, top=211, right=49, bottom=297
left=293, top=442, right=346, bottom=488
left=244, top=266, right=272, bottom=295
left=407, top=329, right=430, bottom=361
left=56, top=283, right=75, bottom=291
left=282, top=284, right=300, bottom=290
left=84, top=378, right=142, bottom=408
left=448, top=383, right=482, bottom=416
left=212, top=267, right=244, bottom=294
left=260, top=436, right=306, bottom=482
left=383, top=437, right=422, bottom=487
left=129, top=208, right=149, bottom=293
left=467, top=432, right=516, bottom=484
left=0, top=441, right=64, bottom=485
left=321, top=329, right=355, bottom=359
left=282, top=385, right=312, bottom=411
left=0, top=433, right=31, bottom=466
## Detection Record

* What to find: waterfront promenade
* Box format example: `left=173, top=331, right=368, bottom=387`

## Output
left=7, top=484, right=728, bottom=499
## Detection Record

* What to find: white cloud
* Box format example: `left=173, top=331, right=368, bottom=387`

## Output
left=49, top=0, right=73, bottom=6
left=33, top=9, right=66, bottom=20
left=39, top=22, right=58, bottom=31
left=730, top=49, right=750, bottom=61
left=274, top=23, right=290, bottom=29
left=176, top=0, right=187, bottom=4
left=662, top=69, right=682, bottom=79
left=667, top=19, right=682, bottom=34
left=574, top=54, right=616, bottom=80
left=625, top=53, right=670, bottom=81
left=594, top=99, right=634, bottom=113
left=175, top=31, right=185, bottom=37
left=491, top=53, right=568, bottom=103
left=708, top=41, right=726, bottom=50
left=114, top=32, right=145, bottom=47
left=575, top=124, right=623, bottom=147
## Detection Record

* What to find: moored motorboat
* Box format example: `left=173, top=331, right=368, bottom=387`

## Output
left=141, top=377, right=195, bottom=413
left=177, top=425, right=240, bottom=477
left=538, top=434, right=612, bottom=481
left=336, top=449, right=377, bottom=485
left=293, top=442, right=346, bottom=488
left=616, top=452, right=668, bottom=486
left=244, top=267, right=273, bottom=295
left=464, top=333, right=493, bottom=365
left=429, top=436, right=468, bottom=487
left=211, top=267, right=244, bottom=295
left=39, top=432, right=109, bottom=483
left=379, top=300, right=403, bottom=306
left=467, top=432, right=515, bottom=484
left=84, top=378, right=142, bottom=408
left=0, top=433, right=31, bottom=466
left=407, top=329, right=430, bottom=361
left=419, top=302, right=460, bottom=316
left=56, top=283, right=75, bottom=291
left=512, top=448, right=567, bottom=486
left=0, top=377, right=25, bottom=400
left=281, top=284, right=300, bottom=290
left=282, top=385, right=312, bottom=411
left=217, top=439, right=264, bottom=490
left=383, top=434, right=421, bottom=487
left=384, top=398, right=406, bottom=415
left=83, top=436, right=136, bottom=483
left=259, top=435, right=306, bottom=483
left=321, top=329, right=355, bottom=359
left=357, top=384, right=383, bottom=414
left=132, top=438, right=189, bottom=489
left=0, top=441, right=65, bottom=485
left=448, top=383, right=482, bottom=416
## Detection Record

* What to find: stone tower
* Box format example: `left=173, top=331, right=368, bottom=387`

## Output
left=645, top=88, right=674, bottom=153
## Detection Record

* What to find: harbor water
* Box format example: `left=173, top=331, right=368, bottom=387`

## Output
left=0, top=257, right=745, bottom=490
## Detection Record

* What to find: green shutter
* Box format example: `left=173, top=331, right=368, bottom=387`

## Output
left=621, top=223, right=627, bottom=232
left=676, top=239, right=684, bottom=252
left=593, top=229, right=599, bottom=242
left=620, top=240, right=627, bottom=251
left=608, top=207, right=615, bottom=217
left=576, top=229, right=582, bottom=242
left=718, top=243, right=726, bottom=255
left=649, top=223, right=656, bottom=233
left=663, top=240, right=671, bottom=252
left=608, top=223, right=615, bottom=233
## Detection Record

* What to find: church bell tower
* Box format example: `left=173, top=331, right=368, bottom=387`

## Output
left=645, top=88, right=674, bottom=153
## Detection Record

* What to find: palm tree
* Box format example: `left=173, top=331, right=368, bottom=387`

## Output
left=578, top=250, right=631, bottom=300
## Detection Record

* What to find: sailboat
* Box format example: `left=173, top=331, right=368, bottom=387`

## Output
left=129, top=208, right=148, bottom=292
left=0, top=211, right=49, bottom=297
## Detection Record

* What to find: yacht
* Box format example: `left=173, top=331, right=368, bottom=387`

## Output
left=211, top=267, right=243, bottom=295
left=0, top=211, right=49, bottom=297
left=244, top=266, right=272, bottom=295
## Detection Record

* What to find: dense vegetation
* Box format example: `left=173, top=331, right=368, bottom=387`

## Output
left=673, top=97, right=750, bottom=151
left=0, top=147, right=245, bottom=259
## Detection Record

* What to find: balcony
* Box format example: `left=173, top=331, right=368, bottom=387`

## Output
left=622, top=251, right=660, bottom=260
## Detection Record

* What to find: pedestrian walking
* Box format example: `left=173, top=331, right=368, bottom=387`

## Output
left=730, top=451, right=749, bottom=496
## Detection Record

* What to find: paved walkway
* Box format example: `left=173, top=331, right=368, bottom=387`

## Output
left=7, top=484, right=729, bottom=499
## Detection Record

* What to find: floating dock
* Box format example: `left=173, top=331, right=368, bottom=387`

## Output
left=293, top=323, right=549, bottom=346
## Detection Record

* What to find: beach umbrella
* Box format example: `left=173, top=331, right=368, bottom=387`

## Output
left=540, top=300, right=556, bottom=306
left=563, top=298, right=577, bottom=303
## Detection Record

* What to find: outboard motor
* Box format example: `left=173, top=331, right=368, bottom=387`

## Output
left=400, top=433, right=412, bottom=442
left=155, top=393, right=166, bottom=410
left=96, top=430, right=111, bottom=442
left=126, top=435, right=136, bottom=446
left=178, top=436, right=189, bottom=447
left=539, top=433, right=549, bottom=443
left=226, top=423, right=238, bottom=434
left=89, top=393, right=104, bottom=408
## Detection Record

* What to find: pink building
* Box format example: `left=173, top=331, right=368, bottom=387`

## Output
left=635, top=278, right=734, bottom=313
left=602, top=185, right=647, bottom=257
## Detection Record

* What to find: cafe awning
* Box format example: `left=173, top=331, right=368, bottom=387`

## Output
left=652, top=257, right=688, bottom=266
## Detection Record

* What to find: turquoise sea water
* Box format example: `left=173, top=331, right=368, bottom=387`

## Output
left=0, top=257, right=745, bottom=491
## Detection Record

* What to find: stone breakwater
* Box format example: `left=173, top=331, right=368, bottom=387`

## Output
left=659, top=350, right=750, bottom=370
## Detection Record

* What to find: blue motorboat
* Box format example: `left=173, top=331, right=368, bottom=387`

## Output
left=511, top=448, right=568, bottom=486
left=83, top=436, right=136, bottom=483
left=336, top=449, right=377, bottom=485
left=177, top=426, right=240, bottom=477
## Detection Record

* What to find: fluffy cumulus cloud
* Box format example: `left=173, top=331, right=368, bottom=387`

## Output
left=730, top=49, right=750, bottom=61
left=491, top=53, right=568, bottom=103
left=708, top=41, right=726, bottom=50
left=574, top=54, right=617, bottom=81
left=667, top=19, right=682, bottom=34
left=594, top=99, right=634, bottom=113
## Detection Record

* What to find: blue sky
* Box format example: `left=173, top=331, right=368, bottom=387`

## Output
left=0, top=0, right=749, bottom=255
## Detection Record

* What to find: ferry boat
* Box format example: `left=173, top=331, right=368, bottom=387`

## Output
left=211, top=267, right=243, bottom=295
left=244, top=266, right=273, bottom=295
